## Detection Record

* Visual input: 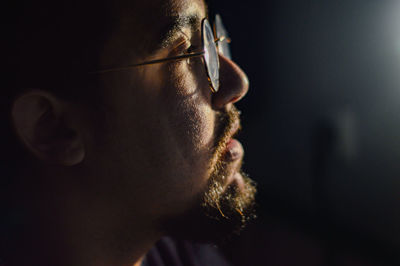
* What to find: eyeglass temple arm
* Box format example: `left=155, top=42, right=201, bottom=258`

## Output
left=89, top=34, right=229, bottom=74
left=90, top=51, right=205, bottom=74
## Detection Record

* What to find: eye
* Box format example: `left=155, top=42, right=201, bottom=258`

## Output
left=172, top=37, right=200, bottom=56
left=171, top=38, right=190, bottom=54
left=185, top=44, right=199, bottom=54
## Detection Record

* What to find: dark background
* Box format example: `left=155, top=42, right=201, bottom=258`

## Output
left=208, top=0, right=400, bottom=265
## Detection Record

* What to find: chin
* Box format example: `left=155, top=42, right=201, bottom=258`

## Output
left=160, top=170, right=256, bottom=245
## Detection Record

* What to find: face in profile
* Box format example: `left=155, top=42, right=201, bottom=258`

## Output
left=8, top=0, right=256, bottom=249
left=89, top=0, right=257, bottom=241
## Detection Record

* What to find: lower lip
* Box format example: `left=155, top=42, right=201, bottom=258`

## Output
left=224, top=138, right=244, bottom=162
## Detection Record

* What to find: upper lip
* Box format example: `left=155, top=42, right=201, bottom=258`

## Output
left=228, top=119, right=241, bottom=140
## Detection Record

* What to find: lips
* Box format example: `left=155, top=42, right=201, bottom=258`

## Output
left=222, top=117, right=243, bottom=161
left=214, top=114, right=246, bottom=191
left=224, top=138, right=243, bottom=162
left=228, top=119, right=240, bottom=140
left=222, top=136, right=245, bottom=191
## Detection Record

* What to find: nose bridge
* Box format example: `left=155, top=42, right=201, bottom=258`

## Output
left=212, top=54, right=249, bottom=110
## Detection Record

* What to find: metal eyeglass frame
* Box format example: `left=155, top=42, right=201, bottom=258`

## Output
left=89, top=15, right=231, bottom=93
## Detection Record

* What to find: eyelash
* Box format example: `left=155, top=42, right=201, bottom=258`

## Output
left=185, top=44, right=199, bottom=54
left=173, top=38, right=199, bottom=55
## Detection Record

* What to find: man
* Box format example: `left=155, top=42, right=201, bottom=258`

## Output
left=1, top=0, right=256, bottom=265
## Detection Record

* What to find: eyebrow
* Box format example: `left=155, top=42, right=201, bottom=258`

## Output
left=158, top=14, right=203, bottom=50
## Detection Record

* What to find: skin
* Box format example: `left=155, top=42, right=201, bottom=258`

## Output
left=8, top=0, right=250, bottom=265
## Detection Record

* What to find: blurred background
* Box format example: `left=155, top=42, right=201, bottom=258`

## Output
left=208, top=0, right=400, bottom=265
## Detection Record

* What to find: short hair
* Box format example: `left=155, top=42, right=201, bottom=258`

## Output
left=3, top=0, right=117, bottom=92
left=0, top=0, right=117, bottom=186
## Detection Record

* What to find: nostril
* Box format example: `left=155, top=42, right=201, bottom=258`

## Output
left=231, top=96, right=240, bottom=103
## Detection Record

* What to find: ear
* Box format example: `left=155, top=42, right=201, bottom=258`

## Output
left=11, top=90, right=85, bottom=166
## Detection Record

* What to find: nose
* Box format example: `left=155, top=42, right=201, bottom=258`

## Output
left=212, top=54, right=249, bottom=110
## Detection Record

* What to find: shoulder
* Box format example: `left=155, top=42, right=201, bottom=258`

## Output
left=143, top=237, right=231, bottom=266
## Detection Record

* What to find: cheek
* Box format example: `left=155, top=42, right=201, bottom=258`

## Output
left=175, top=100, right=214, bottom=155
left=163, top=63, right=215, bottom=163
left=159, top=95, right=215, bottom=210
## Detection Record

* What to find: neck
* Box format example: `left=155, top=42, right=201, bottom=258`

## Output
left=4, top=171, right=162, bottom=266
left=57, top=189, right=161, bottom=266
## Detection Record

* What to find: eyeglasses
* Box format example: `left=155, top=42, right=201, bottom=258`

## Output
left=90, top=14, right=231, bottom=93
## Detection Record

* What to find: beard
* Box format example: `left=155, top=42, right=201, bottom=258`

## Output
left=162, top=106, right=257, bottom=244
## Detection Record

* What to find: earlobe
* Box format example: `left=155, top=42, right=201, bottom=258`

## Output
left=11, top=90, right=85, bottom=166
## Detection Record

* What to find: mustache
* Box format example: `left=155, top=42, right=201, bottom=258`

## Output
left=213, top=106, right=241, bottom=157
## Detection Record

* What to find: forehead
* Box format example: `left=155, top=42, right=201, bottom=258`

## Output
left=132, top=0, right=206, bottom=20
left=128, top=0, right=206, bottom=47
left=101, top=0, right=207, bottom=66
left=146, top=0, right=206, bottom=45
left=163, top=0, right=206, bottom=17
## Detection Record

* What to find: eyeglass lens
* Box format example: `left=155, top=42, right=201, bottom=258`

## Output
left=215, top=14, right=232, bottom=60
left=203, top=19, right=220, bottom=92
left=202, top=15, right=231, bottom=93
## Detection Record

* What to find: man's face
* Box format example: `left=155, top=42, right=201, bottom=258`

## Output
left=86, top=0, right=256, bottom=240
